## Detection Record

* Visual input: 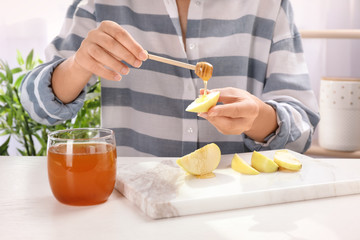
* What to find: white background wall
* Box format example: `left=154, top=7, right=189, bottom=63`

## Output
left=1, top=0, right=359, bottom=155
left=292, top=0, right=360, bottom=97
left=0, top=0, right=72, bottom=66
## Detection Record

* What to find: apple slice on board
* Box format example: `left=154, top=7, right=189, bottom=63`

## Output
left=231, top=153, right=260, bottom=175
left=251, top=151, right=279, bottom=173
left=274, top=150, right=302, bottom=171
left=176, top=143, right=221, bottom=178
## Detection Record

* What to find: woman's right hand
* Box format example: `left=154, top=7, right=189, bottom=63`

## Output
left=52, top=21, right=148, bottom=104
left=73, top=20, right=148, bottom=81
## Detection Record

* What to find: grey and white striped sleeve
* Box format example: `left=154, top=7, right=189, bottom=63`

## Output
left=244, top=0, right=320, bottom=153
left=20, top=0, right=96, bottom=125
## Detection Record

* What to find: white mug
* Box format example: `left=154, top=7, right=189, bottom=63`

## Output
left=318, top=77, right=360, bottom=151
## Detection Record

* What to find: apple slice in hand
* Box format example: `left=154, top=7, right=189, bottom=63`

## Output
left=231, top=153, right=259, bottom=175
left=176, top=143, right=221, bottom=178
left=186, top=91, right=220, bottom=113
left=251, top=151, right=279, bottom=173
left=274, top=150, right=302, bottom=171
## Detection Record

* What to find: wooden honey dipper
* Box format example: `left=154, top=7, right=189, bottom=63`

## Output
left=147, top=53, right=213, bottom=81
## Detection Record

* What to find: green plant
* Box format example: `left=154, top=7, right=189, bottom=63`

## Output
left=0, top=50, right=101, bottom=156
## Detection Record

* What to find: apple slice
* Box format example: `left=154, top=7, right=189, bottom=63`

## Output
left=251, top=151, right=279, bottom=173
left=176, top=143, right=221, bottom=177
left=274, top=150, right=302, bottom=171
left=186, top=91, right=220, bottom=113
left=231, top=153, right=259, bottom=175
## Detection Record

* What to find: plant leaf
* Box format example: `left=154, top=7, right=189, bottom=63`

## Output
left=33, top=133, right=47, bottom=149
left=0, top=95, right=6, bottom=103
left=11, top=67, right=22, bottom=74
left=16, top=50, right=25, bottom=66
left=17, top=148, right=28, bottom=156
left=35, top=55, right=43, bottom=65
left=1, top=60, right=13, bottom=84
left=0, top=136, right=10, bottom=155
left=0, top=72, right=6, bottom=81
left=14, top=73, right=25, bottom=89
left=25, top=49, right=34, bottom=70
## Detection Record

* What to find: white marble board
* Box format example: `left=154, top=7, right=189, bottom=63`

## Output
left=115, top=150, right=360, bottom=219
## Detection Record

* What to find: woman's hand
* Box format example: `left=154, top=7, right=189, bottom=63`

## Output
left=52, top=21, right=148, bottom=103
left=73, top=20, right=148, bottom=81
left=198, top=87, right=278, bottom=142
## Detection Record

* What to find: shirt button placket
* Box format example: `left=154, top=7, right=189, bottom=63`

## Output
left=187, top=127, right=193, bottom=134
left=182, top=0, right=203, bottom=154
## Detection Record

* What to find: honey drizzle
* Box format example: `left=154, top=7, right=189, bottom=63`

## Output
left=203, top=80, right=208, bottom=96
left=195, top=62, right=213, bottom=97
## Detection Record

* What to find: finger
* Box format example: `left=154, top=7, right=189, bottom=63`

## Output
left=205, top=115, right=250, bottom=135
left=207, top=102, right=252, bottom=118
left=99, top=21, right=148, bottom=61
left=92, top=30, right=142, bottom=68
left=87, top=44, right=130, bottom=76
left=76, top=48, right=122, bottom=81
left=211, top=87, right=248, bottom=104
left=87, top=59, right=122, bottom=81
left=211, top=87, right=239, bottom=95
left=199, top=88, right=212, bottom=95
left=218, top=95, right=243, bottom=104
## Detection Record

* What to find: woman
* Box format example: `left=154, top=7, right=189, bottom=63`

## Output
left=20, top=0, right=319, bottom=157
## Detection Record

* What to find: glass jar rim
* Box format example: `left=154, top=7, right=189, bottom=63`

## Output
left=48, top=128, right=114, bottom=141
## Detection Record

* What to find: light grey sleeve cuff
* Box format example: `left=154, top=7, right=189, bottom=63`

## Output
left=20, top=58, right=86, bottom=126
left=244, top=100, right=291, bottom=151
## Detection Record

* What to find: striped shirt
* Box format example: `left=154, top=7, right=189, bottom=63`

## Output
left=20, top=0, right=320, bottom=157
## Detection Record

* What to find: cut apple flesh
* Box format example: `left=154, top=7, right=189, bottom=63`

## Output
left=176, top=143, right=221, bottom=177
left=274, top=150, right=302, bottom=171
left=251, top=151, right=279, bottom=173
left=186, top=91, right=220, bottom=113
left=231, top=153, right=259, bottom=175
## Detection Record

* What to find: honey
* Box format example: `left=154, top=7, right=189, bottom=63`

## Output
left=47, top=142, right=117, bottom=206
left=195, top=62, right=213, bottom=96
left=195, top=62, right=213, bottom=81
left=147, top=53, right=213, bottom=97
left=195, top=172, right=216, bottom=179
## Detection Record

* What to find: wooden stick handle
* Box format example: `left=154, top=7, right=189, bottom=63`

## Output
left=300, top=29, right=360, bottom=39
left=148, top=53, right=196, bottom=70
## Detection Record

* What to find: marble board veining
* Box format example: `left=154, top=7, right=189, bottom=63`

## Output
left=115, top=150, right=360, bottom=219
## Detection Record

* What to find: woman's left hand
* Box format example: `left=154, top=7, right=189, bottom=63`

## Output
left=198, top=87, right=278, bottom=142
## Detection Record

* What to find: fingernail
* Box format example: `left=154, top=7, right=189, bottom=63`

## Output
left=139, top=50, right=148, bottom=61
left=114, top=74, right=122, bottom=81
left=134, top=59, right=142, bottom=68
left=120, top=67, right=129, bottom=75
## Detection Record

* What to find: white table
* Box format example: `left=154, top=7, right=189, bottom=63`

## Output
left=1, top=156, right=359, bottom=240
